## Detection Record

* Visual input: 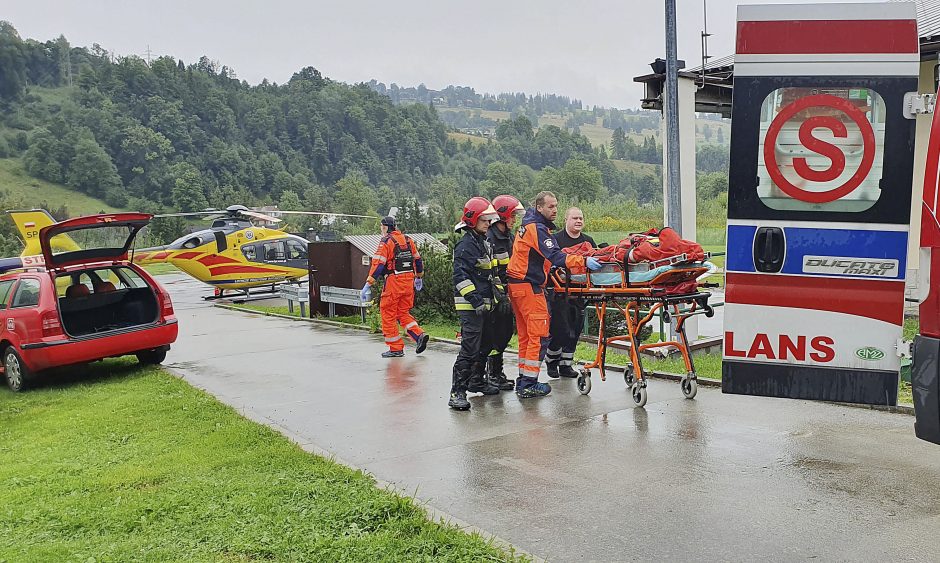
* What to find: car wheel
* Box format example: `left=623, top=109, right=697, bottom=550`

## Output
left=4, top=347, right=30, bottom=392
left=136, top=348, right=167, bottom=365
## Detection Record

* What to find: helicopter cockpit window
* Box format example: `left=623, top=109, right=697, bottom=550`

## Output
left=286, top=240, right=307, bottom=260
left=262, top=241, right=285, bottom=261
left=242, top=245, right=256, bottom=261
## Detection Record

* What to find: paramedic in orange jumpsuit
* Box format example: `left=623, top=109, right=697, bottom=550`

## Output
left=361, top=216, right=430, bottom=358
left=506, top=191, right=601, bottom=397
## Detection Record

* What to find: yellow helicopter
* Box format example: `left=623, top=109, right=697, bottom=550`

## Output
left=8, top=205, right=374, bottom=297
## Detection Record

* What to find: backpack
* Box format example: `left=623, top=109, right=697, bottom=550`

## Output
left=391, top=235, right=415, bottom=274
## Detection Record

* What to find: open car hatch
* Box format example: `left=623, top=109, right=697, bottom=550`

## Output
left=39, top=213, right=152, bottom=271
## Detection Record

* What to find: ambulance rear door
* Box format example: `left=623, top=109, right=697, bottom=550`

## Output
left=722, top=2, right=919, bottom=405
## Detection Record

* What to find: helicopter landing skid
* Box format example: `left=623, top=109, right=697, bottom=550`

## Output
left=209, top=284, right=283, bottom=304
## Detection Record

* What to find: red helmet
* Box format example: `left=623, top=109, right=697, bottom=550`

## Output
left=491, top=195, right=524, bottom=223
left=456, top=196, right=499, bottom=230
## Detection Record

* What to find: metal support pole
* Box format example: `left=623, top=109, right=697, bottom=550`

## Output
left=664, top=0, right=682, bottom=236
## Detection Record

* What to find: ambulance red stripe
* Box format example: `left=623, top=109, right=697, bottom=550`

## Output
left=725, top=272, right=904, bottom=325
left=736, top=19, right=918, bottom=55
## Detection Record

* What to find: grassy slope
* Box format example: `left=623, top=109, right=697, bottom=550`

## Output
left=446, top=131, right=488, bottom=146
left=0, top=158, right=122, bottom=215
left=440, top=106, right=729, bottom=149
left=0, top=360, right=519, bottom=561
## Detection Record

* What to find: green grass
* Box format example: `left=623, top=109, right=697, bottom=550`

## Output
left=904, top=316, right=919, bottom=341
left=0, top=360, right=521, bottom=561
left=141, top=263, right=180, bottom=276
left=0, top=158, right=123, bottom=216
left=446, top=131, right=487, bottom=146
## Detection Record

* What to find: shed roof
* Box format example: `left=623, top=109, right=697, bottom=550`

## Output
left=344, top=233, right=447, bottom=256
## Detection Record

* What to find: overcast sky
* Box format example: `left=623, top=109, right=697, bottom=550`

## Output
left=7, top=0, right=868, bottom=108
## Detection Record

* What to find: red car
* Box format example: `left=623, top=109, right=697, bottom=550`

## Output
left=1, top=213, right=178, bottom=392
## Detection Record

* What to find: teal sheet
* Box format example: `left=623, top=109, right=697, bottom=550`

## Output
left=569, top=262, right=713, bottom=286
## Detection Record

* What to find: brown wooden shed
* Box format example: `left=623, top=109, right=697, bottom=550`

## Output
left=308, top=234, right=446, bottom=316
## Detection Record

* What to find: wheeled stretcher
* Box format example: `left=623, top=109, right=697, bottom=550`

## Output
left=549, top=253, right=718, bottom=407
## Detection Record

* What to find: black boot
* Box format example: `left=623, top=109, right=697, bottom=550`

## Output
left=448, top=390, right=470, bottom=410
left=487, top=355, right=515, bottom=391
left=546, top=361, right=560, bottom=379
left=558, top=365, right=579, bottom=378
left=468, top=362, right=500, bottom=395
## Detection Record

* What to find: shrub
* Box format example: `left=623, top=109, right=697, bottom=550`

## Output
left=413, top=241, right=457, bottom=322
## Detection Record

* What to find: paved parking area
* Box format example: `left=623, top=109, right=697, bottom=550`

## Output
left=162, top=275, right=940, bottom=562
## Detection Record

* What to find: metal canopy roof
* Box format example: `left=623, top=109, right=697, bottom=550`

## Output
left=635, top=0, right=940, bottom=117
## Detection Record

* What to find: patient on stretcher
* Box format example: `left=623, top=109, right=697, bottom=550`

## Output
left=559, top=227, right=713, bottom=291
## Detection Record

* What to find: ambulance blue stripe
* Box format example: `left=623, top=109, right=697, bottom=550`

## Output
left=726, top=225, right=908, bottom=278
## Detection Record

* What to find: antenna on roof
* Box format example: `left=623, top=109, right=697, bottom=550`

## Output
left=700, top=0, right=712, bottom=89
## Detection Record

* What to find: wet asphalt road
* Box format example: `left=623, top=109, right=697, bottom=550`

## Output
left=160, top=275, right=940, bottom=562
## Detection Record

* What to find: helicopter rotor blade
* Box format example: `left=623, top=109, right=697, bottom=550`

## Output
left=274, top=211, right=377, bottom=220
left=155, top=211, right=222, bottom=218
left=239, top=210, right=282, bottom=223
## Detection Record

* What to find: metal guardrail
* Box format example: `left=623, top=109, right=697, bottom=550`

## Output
left=320, top=285, right=368, bottom=323
left=278, top=284, right=310, bottom=317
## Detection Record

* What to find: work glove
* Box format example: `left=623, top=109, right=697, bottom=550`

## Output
left=360, top=283, right=372, bottom=303
left=497, top=299, right=512, bottom=315
left=414, top=278, right=423, bottom=292
left=586, top=257, right=603, bottom=271
left=475, top=304, right=488, bottom=317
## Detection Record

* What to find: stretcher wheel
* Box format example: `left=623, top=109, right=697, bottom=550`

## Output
left=623, top=367, right=634, bottom=387
left=631, top=382, right=647, bottom=407
left=577, top=373, right=592, bottom=395
left=703, top=304, right=714, bottom=318
left=662, top=310, right=671, bottom=323
left=681, top=377, right=698, bottom=399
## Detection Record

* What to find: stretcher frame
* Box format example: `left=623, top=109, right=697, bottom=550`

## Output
left=549, top=253, right=716, bottom=407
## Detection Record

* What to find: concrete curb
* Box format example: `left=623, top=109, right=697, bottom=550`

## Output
left=217, top=303, right=916, bottom=415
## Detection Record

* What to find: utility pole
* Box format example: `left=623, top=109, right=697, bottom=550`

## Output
left=664, top=0, right=682, bottom=236
left=145, top=44, right=153, bottom=65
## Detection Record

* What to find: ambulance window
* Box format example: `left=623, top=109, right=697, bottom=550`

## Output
left=757, top=87, right=885, bottom=213
left=0, top=280, right=15, bottom=309
left=242, top=245, right=256, bottom=261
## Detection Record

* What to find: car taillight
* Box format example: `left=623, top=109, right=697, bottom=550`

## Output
left=41, top=310, right=63, bottom=337
left=159, top=291, right=174, bottom=316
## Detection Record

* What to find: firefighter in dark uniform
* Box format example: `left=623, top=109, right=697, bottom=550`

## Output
left=484, top=194, right=525, bottom=391
left=449, top=197, right=502, bottom=411
left=546, top=207, right=596, bottom=378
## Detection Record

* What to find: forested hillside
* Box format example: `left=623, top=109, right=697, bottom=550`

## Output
left=0, top=22, right=727, bottom=242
